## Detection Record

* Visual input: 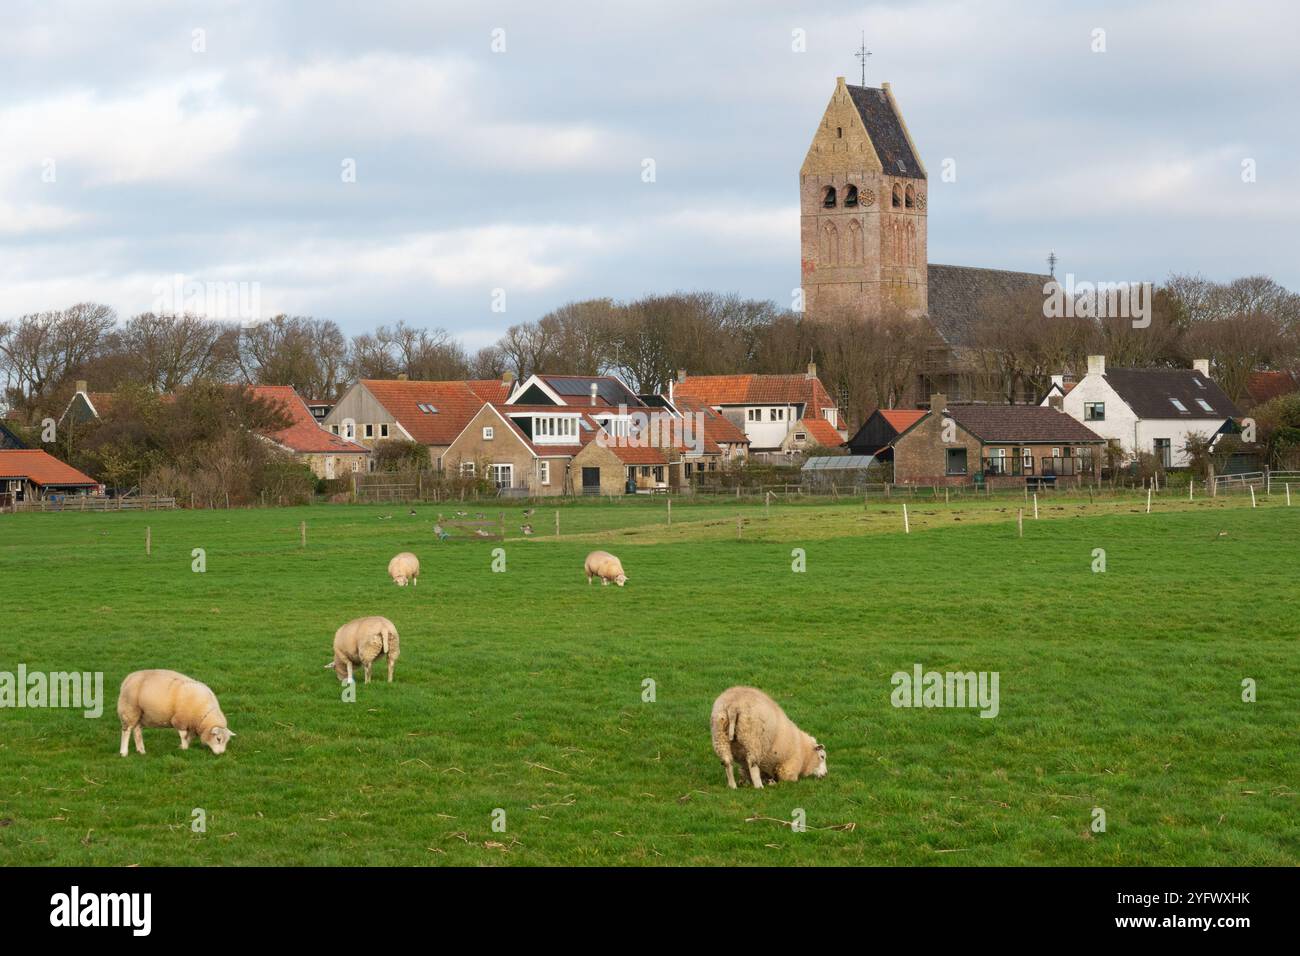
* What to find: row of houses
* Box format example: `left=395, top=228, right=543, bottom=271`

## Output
left=2, top=351, right=1281, bottom=503
left=847, top=355, right=1250, bottom=484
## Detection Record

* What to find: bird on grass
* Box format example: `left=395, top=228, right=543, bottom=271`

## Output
left=408, top=509, right=417, bottom=516
left=521, top=524, right=534, bottom=536
left=522, top=508, right=535, bottom=519
left=474, top=528, right=491, bottom=537
left=455, top=510, right=467, bottom=517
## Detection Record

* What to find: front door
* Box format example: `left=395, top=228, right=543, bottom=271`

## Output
left=491, top=464, right=513, bottom=490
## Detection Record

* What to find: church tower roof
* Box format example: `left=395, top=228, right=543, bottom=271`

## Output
left=844, top=82, right=926, bottom=180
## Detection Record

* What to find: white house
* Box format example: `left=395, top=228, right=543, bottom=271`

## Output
left=1043, top=355, right=1239, bottom=468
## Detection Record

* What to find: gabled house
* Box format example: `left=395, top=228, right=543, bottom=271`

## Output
left=1044, top=355, right=1240, bottom=468
left=442, top=403, right=602, bottom=495
left=886, top=394, right=1106, bottom=486
left=248, top=385, right=369, bottom=480
left=0, top=449, right=99, bottom=507
left=844, top=407, right=927, bottom=459
left=672, top=364, right=844, bottom=459
left=60, top=380, right=175, bottom=426
left=322, top=376, right=514, bottom=469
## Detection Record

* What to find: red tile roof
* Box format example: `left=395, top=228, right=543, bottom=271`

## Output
left=675, top=374, right=838, bottom=417
left=879, top=408, right=927, bottom=433
left=671, top=397, right=750, bottom=448
left=248, top=386, right=367, bottom=455
left=361, top=379, right=512, bottom=446
left=1246, top=370, right=1298, bottom=405
left=0, top=449, right=98, bottom=487
left=798, top=417, right=844, bottom=448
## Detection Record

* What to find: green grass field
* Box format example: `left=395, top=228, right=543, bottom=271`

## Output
left=1, top=490, right=1297, bottom=866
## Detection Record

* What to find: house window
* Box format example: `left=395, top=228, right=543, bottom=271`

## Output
left=1169, top=398, right=1189, bottom=413
left=330, top=424, right=339, bottom=435
left=366, top=458, right=376, bottom=473
left=946, top=448, right=968, bottom=476
left=461, top=462, right=475, bottom=477
left=490, top=464, right=512, bottom=489
left=344, top=422, right=355, bottom=439
left=747, top=408, right=762, bottom=422
left=539, top=461, right=550, bottom=485
left=795, top=432, right=807, bottom=442
left=380, top=424, right=390, bottom=438
left=483, top=426, right=494, bottom=440
left=364, top=424, right=374, bottom=438
left=1154, top=438, right=1172, bottom=467
left=1084, top=402, right=1105, bottom=421
left=1195, top=398, right=1213, bottom=412
left=769, top=408, right=785, bottom=422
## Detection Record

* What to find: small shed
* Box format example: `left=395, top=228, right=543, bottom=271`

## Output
left=800, top=454, right=877, bottom=491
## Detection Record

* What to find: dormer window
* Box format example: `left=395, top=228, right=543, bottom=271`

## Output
left=822, top=186, right=837, bottom=209
left=844, top=184, right=859, bottom=208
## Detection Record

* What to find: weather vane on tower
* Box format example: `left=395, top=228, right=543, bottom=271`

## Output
left=854, top=32, right=871, bottom=86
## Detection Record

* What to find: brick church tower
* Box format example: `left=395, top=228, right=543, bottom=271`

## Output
left=800, top=77, right=928, bottom=322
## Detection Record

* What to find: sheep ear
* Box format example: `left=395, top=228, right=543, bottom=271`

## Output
left=227, top=730, right=236, bottom=737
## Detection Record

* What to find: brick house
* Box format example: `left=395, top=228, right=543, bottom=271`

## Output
left=890, top=394, right=1105, bottom=486
left=249, top=385, right=369, bottom=480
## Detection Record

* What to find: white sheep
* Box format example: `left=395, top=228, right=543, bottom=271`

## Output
left=326, top=615, right=400, bottom=684
left=710, top=686, right=826, bottom=789
left=116, top=669, right=235, bottom=757
left=584, top=550, right=627, bottom=587
left=388, top=552, right=420, bottom=587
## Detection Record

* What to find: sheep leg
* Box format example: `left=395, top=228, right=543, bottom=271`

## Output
left=179, top=730, right=191, bottom=750
left=601, top=577, right=609, bottom=586
left=748, top=763, right=764, bottom=789
left=723, top=760, right=737, bottom=789
left=387, top=655, right=396, bottom=683
left=119, top=728, right=131, bottom=757
left=133, top=726, right=146, bottom=754
left=345, top=660, right=354, bottom=684
left=363, top=661, right=372, bottom=684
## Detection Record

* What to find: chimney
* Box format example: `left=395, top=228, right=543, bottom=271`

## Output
left=589, top=382, right=598, bottom=406
left=75, top=380, right=88, bottom=394
left=929, top=393, right=947, bottom=415
left=1192, top=358, right=1210, bottom=377
left=1086, top=355, right=1106, bottom=377
left=676, top=369, right=687, bottom=383
left=806, top=362, right=817, bottom=380
left=1049, top=395, right=1063, bottom=411
left=1050, top=374, right=1064, bottom=388
left=502, top=370, right=515, bottom=386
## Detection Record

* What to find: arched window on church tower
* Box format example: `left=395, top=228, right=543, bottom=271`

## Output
left=820, top=222, right=839, bottom=265
left=905, top=184, right=916, bottom=209
left=822, top=186, right=837, bottom=209
left=844, top=184, right=859, bottom=208
left=847, top=220, right=863, bottom=263
left=892, top=183, right=902, bottom=208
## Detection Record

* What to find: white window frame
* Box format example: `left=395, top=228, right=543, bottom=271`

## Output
left=380, top=423, right=390, bottom=438
left=461, top=462, right=476, bottom=477
left=483, top=426, right=494, bottom=440
left=770, top=408, right=785, bottom=422
left=490, top=463, right=513, bottom=489
left=747, top=408, right=762, bottom=422
left=539, top=461, right=550, bottom=486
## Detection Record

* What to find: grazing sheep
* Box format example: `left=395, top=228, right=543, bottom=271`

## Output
left=710, top=686, right=826, bottom=789
left=326, top=615, right=400, bottom=684
left=388, top=552, right=420, bottom=587
left=584, top=550, right=627, bottom=587
left=117, top=669, right=235, bottom=757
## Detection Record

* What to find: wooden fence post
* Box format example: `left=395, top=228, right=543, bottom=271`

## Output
left=902, top=503, right=910, bottom=534
left=1250, top=486, right=1257, bottom=508
left=145, top=526, right=151, bottom=556
left=1032, top=493, right=1038, bottom=520
left=555, top=510, right=560, bottom=537
left=1146, top=487, right=1152, bottom=514
left=667, top=498, right=672, bottom=527
left=1017, top=509, right=1023, bottom=538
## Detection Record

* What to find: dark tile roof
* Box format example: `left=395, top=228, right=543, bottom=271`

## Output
left=1103, top=368, right=1240, bottom=420
left=847, top=85, right=924, bottom=180
left=946, top=405, right=1105, bottom=444
left=926, top=264, right=1052, bottom=346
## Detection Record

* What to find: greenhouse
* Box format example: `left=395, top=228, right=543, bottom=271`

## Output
left=799, top=454, right=879, bottom=491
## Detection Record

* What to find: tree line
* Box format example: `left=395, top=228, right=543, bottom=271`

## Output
left=3, top=274, right=1298, bottom=432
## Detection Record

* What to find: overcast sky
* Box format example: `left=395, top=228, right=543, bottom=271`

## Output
left=2, top=0, right=1296, bottom=347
